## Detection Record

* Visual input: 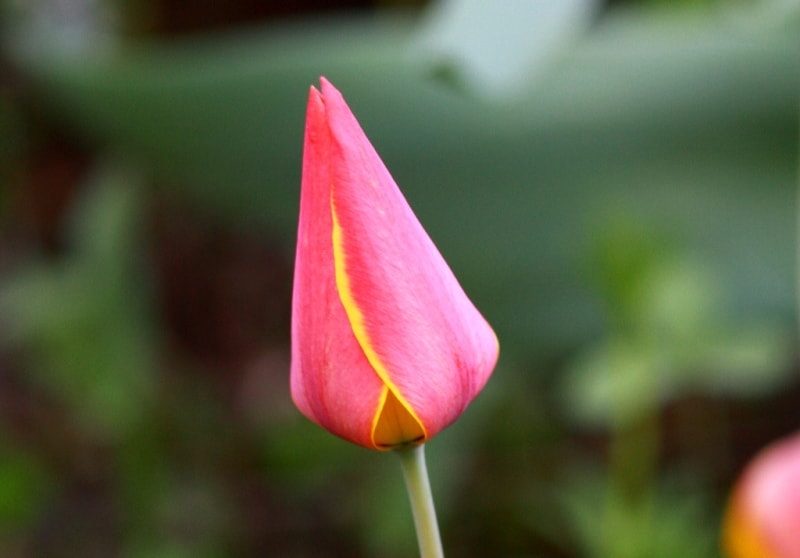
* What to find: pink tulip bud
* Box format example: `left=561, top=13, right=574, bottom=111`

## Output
left=723, top=431, right=800, bottom=557
left=290, top=77, right=499, bottom=450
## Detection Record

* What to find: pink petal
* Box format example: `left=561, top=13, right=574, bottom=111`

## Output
left=291, top=78, right=499, bottom=450
left=724, top=431, right=800, bottom=557
left=320, top=78, right=499, bottom=441
left=290, top=85, right=384, bottom=448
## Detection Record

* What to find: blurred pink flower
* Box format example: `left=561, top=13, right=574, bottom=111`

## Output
left=723, top=431, right=800, bottom=557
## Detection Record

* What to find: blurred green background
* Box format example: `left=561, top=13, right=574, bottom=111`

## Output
left=0, top=0, right=798, bottom=556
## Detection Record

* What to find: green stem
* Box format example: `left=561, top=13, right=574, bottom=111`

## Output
left=396, top=444, right=444, bottom=558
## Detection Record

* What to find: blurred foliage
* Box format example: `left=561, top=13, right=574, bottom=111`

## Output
left=563, top=216, right=794, bottom=428
left=1, top=162, right=156, bottom=439
left=0, top=436, right=52, bottom=528
left=563, top=471, right=719, bottom=558
left=0, top=0, right=798, bottom=557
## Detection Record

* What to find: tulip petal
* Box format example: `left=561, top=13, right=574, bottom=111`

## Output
left=290, top=85, right=385, bottom=448
left=723, top=432, right=800, bottom=558
left=724, top=497, right=780, bottom=558
left=321, top=78, right=499, bottom=441
left=333, top=208, right=427, bottom=447
left=372, top=386, right=426, bottom=448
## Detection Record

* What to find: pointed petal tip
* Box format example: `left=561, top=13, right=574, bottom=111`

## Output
left=310, top=76, right=332, bottom=95
left=307, top=83, right=322, bottom=103
left=318, top=76, right=334, bottom=91
left=305, top=84, right=326, bottom=129
left=319, top=77, right=347, bottom=107
left=308, top=77, right=340, bottom=113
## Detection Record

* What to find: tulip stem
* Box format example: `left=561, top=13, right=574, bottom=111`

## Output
left=396, top=444, right=444, bottom=558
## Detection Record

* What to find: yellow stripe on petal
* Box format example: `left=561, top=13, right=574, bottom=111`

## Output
left=331, top=196, right=427, bottom=449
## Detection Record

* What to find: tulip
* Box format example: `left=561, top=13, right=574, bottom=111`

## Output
left=722, top=431, right=800, bottom=558
left=290, top=77, right=499, bottom=451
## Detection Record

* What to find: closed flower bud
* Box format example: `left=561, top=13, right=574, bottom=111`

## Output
left=290, top=78, right=499, bottom=450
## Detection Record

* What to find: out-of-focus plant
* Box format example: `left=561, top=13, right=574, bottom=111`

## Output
left=414, top=0, right=600, bottom=99
left=0, top=434, right=53, bottom=553
left=563, top=215, right=793, bottom=429
left=1, top=0, right=121, bottom=60
left=0, top=161, right=238, bottom=557
left=0, top=161, right=156, bottom=439
left=563, top=471, right=717, bottom=558
left=558, top=215, right=794, bottom=557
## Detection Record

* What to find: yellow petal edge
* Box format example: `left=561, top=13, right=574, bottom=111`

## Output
left=723, top=498, right=780, bottom=558
left=331, top=196, right=426, bottom=449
